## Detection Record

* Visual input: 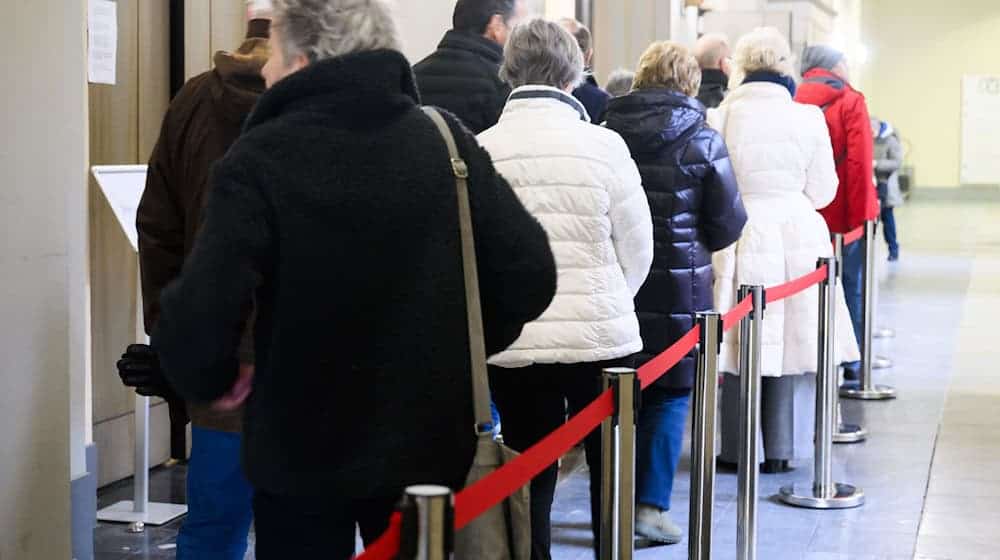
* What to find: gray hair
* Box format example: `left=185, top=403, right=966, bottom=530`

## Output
left=500, top=18, right=585, bottom=90
left=272, top=0, right=401, bottom=64
left=605, top=68, right=635, bottom=97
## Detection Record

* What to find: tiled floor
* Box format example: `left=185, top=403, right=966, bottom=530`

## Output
left=94, top=191, right=1000, bottom=559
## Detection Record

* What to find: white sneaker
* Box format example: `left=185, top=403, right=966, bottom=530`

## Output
left=635, top=504, right=683, bottom=544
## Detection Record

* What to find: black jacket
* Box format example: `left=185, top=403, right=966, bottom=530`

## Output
left=697, top=68, right=729, bottom=109
left=573, top=75, right=612, bottom=123
left=154, top=49, right=557, bottom=498
left=413, top=30, right=511, bottom=134
left=605, top=89, right=746, bottom=391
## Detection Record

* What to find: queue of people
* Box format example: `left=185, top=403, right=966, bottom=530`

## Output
left=118, top=0, right=886, bottom=558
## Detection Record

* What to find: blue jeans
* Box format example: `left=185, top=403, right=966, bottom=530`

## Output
left=842, top=239, right=864, bottom=372
left=177, top=427, right=254, bottom=560
left=881, top=206, right=899, bottom=258
left=636, top=388, right=691, bottom=511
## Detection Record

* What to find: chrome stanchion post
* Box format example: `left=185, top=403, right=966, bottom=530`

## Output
left=870, top=219, right=894, bottom=368
left=400, top=485, right=454, bottom=560
left=690, top=312, right=722, bottom=560
left=780, top=259, right=864, bottom=509
left=831, top=235, right=867, bottom=444
left=736, top=286, right=764, bottom=560
left=841, top=220, right=897, bottom=400
left=600, top=368, right=638, bottom=560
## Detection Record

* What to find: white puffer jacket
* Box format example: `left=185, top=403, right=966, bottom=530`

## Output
left=708, top=82, right=860, bottom=376
left=479, top=86, right=653, bottom=368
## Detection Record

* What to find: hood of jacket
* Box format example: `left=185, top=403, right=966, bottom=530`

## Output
left=245, top=49, right=419, bottom=132
left=604, top=88, right=705, bottom=156
left=210, top=24, right=270, bottom=125
left=437, top=29, right=504, bottom=65
left=795, top=68, right=849, bottom=108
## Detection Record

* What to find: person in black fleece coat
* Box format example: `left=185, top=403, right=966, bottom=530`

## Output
left=414, top=0, right=525, bottom=133
left=152, top=40, right=556, bottom=557
left=604, top=41, right=746, bottom=544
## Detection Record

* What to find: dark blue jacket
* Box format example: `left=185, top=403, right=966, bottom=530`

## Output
left=605, top=89, right=746, bottom=391
left=573, top=75, right=612, bottom=123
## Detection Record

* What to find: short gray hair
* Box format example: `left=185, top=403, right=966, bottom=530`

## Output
left=605, top=68, right=635, bottom=97
left=500, top=18, right=584, bottom=90
left=273, top=0, right=401, bottom=64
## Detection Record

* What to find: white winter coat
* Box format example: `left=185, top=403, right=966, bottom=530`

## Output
left=479, top=86, right=653, bottom=368
left=708, top=82, right=860, bottom=376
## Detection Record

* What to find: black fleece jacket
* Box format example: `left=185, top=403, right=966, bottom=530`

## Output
left=153, top=49, right=556, bottom=498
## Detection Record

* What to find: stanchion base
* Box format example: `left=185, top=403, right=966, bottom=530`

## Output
left=874, top=327, right=895, bottom=339
left=873, top=356, right=893, bottom=370
left=778, top=483, right=865, bottom=510
left=97, top=501, right=188, bottom=526
left=840, top=382, right=897, bottom=400
left=833, top=423, right=868, bottom=444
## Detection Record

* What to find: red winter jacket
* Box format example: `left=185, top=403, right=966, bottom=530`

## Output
left=795, top=69, right=879, bottom=234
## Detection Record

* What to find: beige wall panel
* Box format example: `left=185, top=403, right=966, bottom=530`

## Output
left=212, top=0, right=248, bottom=55
left=593, top=0, right=672, bottom=83
left=138, top=0, right=172, bottom=161
left=392, top=0, right=454, bottom=63
left=185, top=0, right=212, bottom=78
left=95, top=402, right=172, bottom=486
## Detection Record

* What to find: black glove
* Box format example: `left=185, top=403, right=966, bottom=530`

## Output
left=117, top=344, right=180, bottom=400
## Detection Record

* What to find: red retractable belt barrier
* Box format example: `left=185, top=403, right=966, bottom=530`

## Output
left=355, top=254, right=837, bottom=559
left=843, top=225, right=865, bottom=246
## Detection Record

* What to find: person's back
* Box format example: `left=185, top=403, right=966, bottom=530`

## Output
left=795, top=48, right=878, bottom=234
left=414, top=0, right=524, bottom=133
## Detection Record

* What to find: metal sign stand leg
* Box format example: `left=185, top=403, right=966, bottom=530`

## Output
left=841, top=221, right=897, bottom=401
left=780, top=259, right=865, bottom=509
left=97, top=267, right=187, bottom=528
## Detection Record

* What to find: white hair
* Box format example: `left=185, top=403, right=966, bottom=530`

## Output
left=605, top=68, right=635, bottom=97
left=693, top=33, right=729, bottom=69
left=500, top=18, right=585, bottom=90
left=272, top=0, right=401, bottom=64
left=728, top=27, right=795, bottom=89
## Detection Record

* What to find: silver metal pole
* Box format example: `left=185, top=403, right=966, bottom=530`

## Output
left=690, top=312, right=722, bottom=560
left=737, top=287, right=763, bottom=560
left=841, top=220, right=897, bottom=400
left=870, top=222, right=894, bottom=367
left=874, top=327, right=896, bottom=339
left=599, top=372, right=616, bottom=560
left=830, top=235, right=867, bottom=444
left=600, top=368, right=638, bottom=560
left=401, top=485, right=453, bottom=560
left=780, top=259, right=864, bottom=509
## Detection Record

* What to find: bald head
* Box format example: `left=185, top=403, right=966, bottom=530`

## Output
left=559, top=18, right=594, bottom=67
left=694, top=33, right=731, bottom=74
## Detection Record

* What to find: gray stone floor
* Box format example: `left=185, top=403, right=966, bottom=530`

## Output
left=94, top=192, right=1000, bottom=559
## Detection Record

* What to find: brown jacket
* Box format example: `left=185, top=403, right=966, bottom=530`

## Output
left=137, top=22, right=269, bottom=432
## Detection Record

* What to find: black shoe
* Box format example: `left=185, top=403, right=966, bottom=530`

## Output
left=761, top=459, right=793, bottom=474
left=843, top=367, right=860, bottom=382
left=888, top=251, right=899, bottom=262
left=715, top=457, right=738, bottom=473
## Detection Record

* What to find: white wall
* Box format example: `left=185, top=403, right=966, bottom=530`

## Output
left=392, top=0, right=455, bottom=63
left=0, top=0, right=87, bottom=557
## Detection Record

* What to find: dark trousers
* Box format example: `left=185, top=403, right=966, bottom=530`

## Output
left=881, top=206, right=899, bottom=258
left=720, top=372, right=795, bottom=462
left=842, top=239, right=864, bottom=372
left=636, top=388, right=690, bottom=511
left=490, top=360, right=619, bottom=560
left=253, top=491, right=398, bottom=560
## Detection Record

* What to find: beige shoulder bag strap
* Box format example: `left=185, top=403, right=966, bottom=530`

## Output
left=421, top=107, right=493, bottom=434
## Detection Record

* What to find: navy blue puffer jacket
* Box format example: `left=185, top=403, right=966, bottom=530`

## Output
left=605, top=89, right=747, bottom=391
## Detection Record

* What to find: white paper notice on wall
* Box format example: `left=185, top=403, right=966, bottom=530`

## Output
left=961, top=75, right=1000, bottom=185
left=88, top=0, right=118, bottom=85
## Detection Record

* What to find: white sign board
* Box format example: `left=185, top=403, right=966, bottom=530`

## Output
left=961, top=75, right=1000, bottom=185
left=92, top=165, right=148, bottom=252
left=88, top=0, right=118, bottom=85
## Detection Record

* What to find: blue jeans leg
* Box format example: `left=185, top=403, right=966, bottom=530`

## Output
left=177, top=427, right=254, bottom=560
left=842, top=239, right=864, bottom=372
left=636, top=388, right=691, bottom=511
left=881, top=206, right=899, bottom=258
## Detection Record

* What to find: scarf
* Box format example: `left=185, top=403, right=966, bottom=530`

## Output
left=743, top=71, right=797, bottom=98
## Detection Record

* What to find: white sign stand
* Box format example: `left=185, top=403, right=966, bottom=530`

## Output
left=92, top=165, right=188, bottom=528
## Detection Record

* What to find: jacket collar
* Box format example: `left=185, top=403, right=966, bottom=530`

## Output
left=211, top=35, right=269, bottom=124
left=438, top=29, right=504, bottom=65
left=701, top=68, right=728, bottom=89
left=723, top=80, right=794, bottom=105
left=502, top=85, right=590, bottom=122
left=245, top=49, right=419, bottom=131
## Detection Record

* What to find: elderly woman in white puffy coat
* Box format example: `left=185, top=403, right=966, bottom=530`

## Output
left=478, top=19, right=653, bottom=559
left=708, top=27, right=859, bottom=473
